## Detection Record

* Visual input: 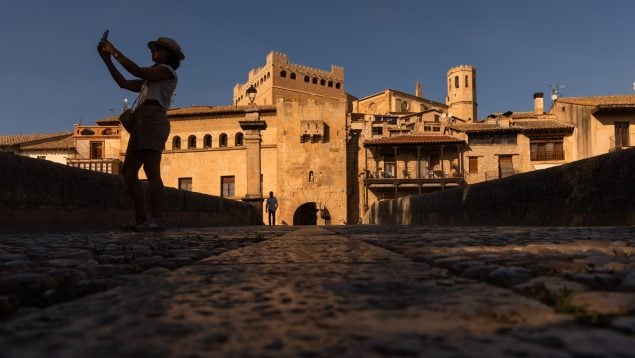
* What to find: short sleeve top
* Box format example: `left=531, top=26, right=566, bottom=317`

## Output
left=138, top=64, right=178, bottom=109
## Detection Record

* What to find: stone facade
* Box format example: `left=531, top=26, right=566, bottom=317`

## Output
left=9, top=52, right=635, bottom=226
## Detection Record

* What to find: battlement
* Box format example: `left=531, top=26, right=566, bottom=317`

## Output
left=447, top=65, right=475, bottom=74
left=233, top=51, right=346, bottom=105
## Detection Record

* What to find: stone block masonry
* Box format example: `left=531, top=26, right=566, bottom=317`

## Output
left=365, top=148, right=635, bottom=226
left=0, top=152, right=262, bottom=232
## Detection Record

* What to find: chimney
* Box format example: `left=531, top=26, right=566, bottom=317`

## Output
left=415, top=82, right=422, bottom=97
left=533, top=92, right=544, bottom=114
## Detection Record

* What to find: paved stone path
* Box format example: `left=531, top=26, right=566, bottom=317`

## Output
left=0, top=225, right=634, bottom=357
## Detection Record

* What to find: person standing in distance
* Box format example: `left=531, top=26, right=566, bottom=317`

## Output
left=266, top=191, right=278, bottom=226
left=98, top=36, right=185, bottom=231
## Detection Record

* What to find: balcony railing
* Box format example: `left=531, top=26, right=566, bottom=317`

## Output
left=609, top=132, right=634, bottom=151
left=530, top=150, right=564, bottom=161
left=67, top=158, right=121, bottom=175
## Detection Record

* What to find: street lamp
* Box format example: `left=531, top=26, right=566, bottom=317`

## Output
left=246, top=85, right=257, bottom=104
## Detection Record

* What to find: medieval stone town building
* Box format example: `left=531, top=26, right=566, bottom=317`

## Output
left=2, top=52, right=634, bottom=225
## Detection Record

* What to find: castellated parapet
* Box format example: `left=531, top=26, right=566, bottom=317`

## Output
left=233, top=51, right=346, bottom=106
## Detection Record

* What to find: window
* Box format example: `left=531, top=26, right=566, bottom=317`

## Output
left=290, top=72, right=296, bottom=80
left=219, top=133, right=228, bottom=147
left=320, top=79, right=326, bottom=86
left=312, top=77, right=318, bottom=84
left=81, top=129, right=95, bottom=135
left=468, top=157, right=479, bottom=174
left=454, top=76, right=459, bottom=88
left=335, top=82, right=341, bottom=89
left=280, top=70, right=286, bottom=78
left=203, top=134, right=212, bottom=148
left=530, top=140, right=564, bottom=161
left=188, top=135, right=197, bottom=149
left=221, top=176, right=235, bottom=197
left=465, top=75, right=469, bottom=87
left=304, top=75, right=310, bottom=82
left=179, top=177, right=192, bottom=191
left=90, top=142, right=103, bottom=159
left=172, top=136, right=181, bottom=150
left=328, top=81, right=333, bottom=87
left=468, top=133, right=517, bottom=145
left=308, top=170, right=314, bottom=182
left=371, top=126, right=383, bottom=137
left=615, top=122, right=630, bottom=147
left=383, top=155, right=396, bottom=178
left=235, top=132, right=244, bottom=146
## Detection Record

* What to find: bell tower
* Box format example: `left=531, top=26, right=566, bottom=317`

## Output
left=446, top=65, right=477, bottom=122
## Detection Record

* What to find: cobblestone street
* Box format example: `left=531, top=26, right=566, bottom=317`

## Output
left=0, top=225, right=634, bottom=357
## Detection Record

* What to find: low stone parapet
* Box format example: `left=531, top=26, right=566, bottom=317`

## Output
left=0, top=152, right=262, bottom=232
left=364, top=148, right=635, bottom=226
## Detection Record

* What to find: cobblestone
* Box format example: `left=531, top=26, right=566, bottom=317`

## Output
left=0, top=225, right=633, bottom=357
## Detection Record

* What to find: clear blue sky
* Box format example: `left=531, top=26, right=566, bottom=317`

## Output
left=2, top=0, right=635, bottom=134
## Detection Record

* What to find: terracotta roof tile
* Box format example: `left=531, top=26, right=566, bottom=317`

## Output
left=0, top=131, right=72, bottom=147
left=448, top=123, right=521, bottom=132
left=168, top=105, right=277, bottom=118
left=557, top=94, right=635, bottom=106
left=20, top=134, right=74, bottom=151
left=512, top=120, right=575, bottom=130
left=364, top=134, right=464, bottom=146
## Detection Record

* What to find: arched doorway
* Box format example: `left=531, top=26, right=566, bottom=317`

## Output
left=293, top=202, right=318, bottom=225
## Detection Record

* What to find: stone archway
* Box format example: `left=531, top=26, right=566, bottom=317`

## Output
left=293, top=202, right=318, bottom=225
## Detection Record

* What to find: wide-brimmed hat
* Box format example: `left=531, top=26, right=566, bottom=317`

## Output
left=147, top=37, right=185, bottom=60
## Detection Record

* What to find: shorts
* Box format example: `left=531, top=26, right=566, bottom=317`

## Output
left=126, top=103, right=170, bottom=152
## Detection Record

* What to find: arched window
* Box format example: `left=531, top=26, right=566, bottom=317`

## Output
left=188, top=135, right=196, bottom=149
left=172, top=136, right=181, bottom=150
left=290, top=72, right=296, bottom=80
left=465, top=75, right=469, bottom=87
left=328, top=81, right=333, bottom=87
left=308, top=171, right=314, bottom=183
left=312, top=77, right=318, bottom=84
left=80, top=129, right=95, bottom=135
left=235, top=132, right=244, bottom=146
left=320, top=79, right=326, bottom=86
left=280, top=70, right=286, bottom=78
left=335, top=82, right=341, bottom=89
left=203, top=134, right=212, bottom=148
left=454, top=76, right=459, bottom=88
left=219, top=133, right=228, bottom=147
left=304, top=75, right=310, bottom=82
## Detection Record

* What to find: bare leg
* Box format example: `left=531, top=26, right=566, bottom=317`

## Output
left=141, top=150, right=164, bottom=220
left=121, top=150, right=146, bottom=223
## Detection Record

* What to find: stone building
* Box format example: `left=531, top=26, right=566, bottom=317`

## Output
left=0, top=132, right=74, bottom=165
left=7, top=51, right=634, bottom=225
left=154, top=52, right=349, bottom=225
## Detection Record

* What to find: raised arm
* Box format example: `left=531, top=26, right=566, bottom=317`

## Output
left=98, top=40, right=173, bottom=89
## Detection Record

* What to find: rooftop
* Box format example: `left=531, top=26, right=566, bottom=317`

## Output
left=364, top=134, right=464, bottom=147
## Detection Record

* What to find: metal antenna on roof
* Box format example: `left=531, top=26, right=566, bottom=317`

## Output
left=550, top=84, right=565, bottom=101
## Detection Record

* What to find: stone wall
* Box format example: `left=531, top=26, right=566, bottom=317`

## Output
left=0, top=152, right=262, bottom=233
left=364, top=148, right=635, bottom=226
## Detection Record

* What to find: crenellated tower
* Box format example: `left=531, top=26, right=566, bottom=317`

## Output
left=446, top=65, right=477, bottom=122
left=233, top=51, right=346, bottom=106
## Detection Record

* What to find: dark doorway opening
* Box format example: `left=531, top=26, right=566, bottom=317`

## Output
left=293, top=202, right=318, bottom=225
